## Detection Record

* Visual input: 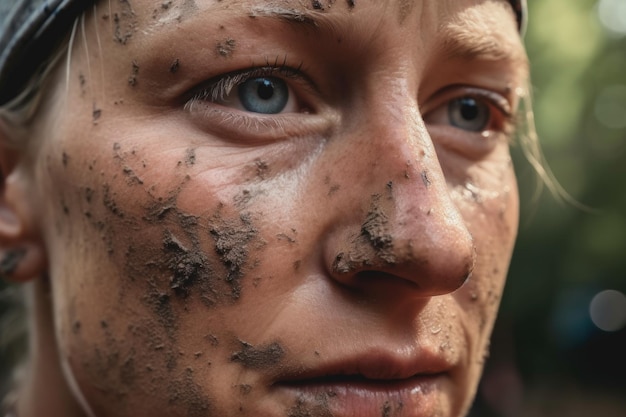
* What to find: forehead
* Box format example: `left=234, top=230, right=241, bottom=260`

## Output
left=115, top=0, right=525, bottom=67
left=124, top=0, right=520, bottom=34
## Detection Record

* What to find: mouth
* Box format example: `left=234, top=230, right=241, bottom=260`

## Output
left=272, top=351, right=453, bottom=417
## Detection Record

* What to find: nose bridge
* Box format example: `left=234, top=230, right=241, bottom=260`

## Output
left=326, top=94, right=476, bottom=296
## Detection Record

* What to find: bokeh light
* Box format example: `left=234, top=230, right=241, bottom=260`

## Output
left=597, top=0, right=626, bottom=36
left=594, top=85, right=626, bottom=129
left=589, top=289, right=626, bottom=332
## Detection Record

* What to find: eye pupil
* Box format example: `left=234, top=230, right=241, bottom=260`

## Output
left=257, top=79, right=275, bottom=100
left=449, top=96, right=490, bottom=132
left=459, top=98, right=479, bottom=121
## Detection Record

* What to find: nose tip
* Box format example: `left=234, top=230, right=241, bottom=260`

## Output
left=327, top=179, right=476, bottom=297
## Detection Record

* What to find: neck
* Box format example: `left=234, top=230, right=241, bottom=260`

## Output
left=14, top=280, right=86, bottom=417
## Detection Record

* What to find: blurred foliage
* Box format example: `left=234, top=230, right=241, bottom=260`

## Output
left=475, top=0, right=626, bottom=415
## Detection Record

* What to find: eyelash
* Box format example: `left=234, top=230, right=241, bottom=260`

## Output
left=186, top=58, right=304, bottom=107
left=184, top=63, right=518, bottom=144
left=426, top=86, right=518, bottom=135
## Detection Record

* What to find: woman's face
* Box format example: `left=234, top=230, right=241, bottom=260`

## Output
left=26, top=0, right=526, bottom=415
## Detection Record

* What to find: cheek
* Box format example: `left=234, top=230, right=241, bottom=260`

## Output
left=453, top=158, right=519, bottom=357
left=39, top=139, right=288, bottom=414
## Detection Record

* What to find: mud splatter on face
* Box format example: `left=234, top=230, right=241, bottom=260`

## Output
left=163, top=230, right=209, bottom=299
left=311, top=0, right=324, bottom=10
left=168, top=367, right=212, bottom=416
left=102, top=184, right=126, bottom=219
left=210, top=212, right=260, bottom=299
left=128, top=60, right=139, bottom=86
left=333, top=192, right=397, bottom=274
left=397, top=0, right=414, bottom=23
left=360, top=194, right=395, bottom=264
left=216, top=37, right=236, bottom=57
left=230, top=340, right=285, bottom=370
left=287, top=394, right=334, bottom=417
left=184, top=148, right=196, bottom=166
left=254, top=159, right=269, bottom=179
left=169, top=58, right=180, bottom=74
left=92, top=104, right=102, bottom=123
left=112, top=0, right=137, bottom=45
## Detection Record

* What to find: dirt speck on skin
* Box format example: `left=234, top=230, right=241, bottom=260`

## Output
left=421, top=170, right=431, bottom=188
left=311, top=0, right=324, bottom=10
left=102, top=184, right=125, bottom=218
left=168, top=367, right=212, bottom=416
left=169, top=58, right=180, bottom=73
left=206, top=334, right=219, bottom=346
left=332, top=193, right=397, bottom=274
left=382, top=401, right=391, bottom=417
left=254, top=159, right=269, bottom=179
left=184, top=148, right=196, bottom=166
left=230, top=340, right=285, bottom=370
left=128, top=60, right=139, bottom=86
left=119, top=353, right=136, bottom=386
left=72, top=320, right=81, bottom=334
left=62, top=152, right=69, bottom=167
left=347, top=0, right=356, bottom=9
left=360, top=194, right=395, bottom=264
left=397, top=0, right=414, bottom=23
left=92, top=105, right=102, bottom=123
left=112, top=1, right=136, bottom=45
left=210, top=212, right=259, bottom=299
left=122, top=165, right=144, bottom=185
left=288, top=394, right=334, bottom=417
left=143, top=290, right=178, bottom=340
left=238, top=384, right=252, bottom=395
left=217, top=38, right=236, bottom=57
left=163, top=230, right=208, bottom=298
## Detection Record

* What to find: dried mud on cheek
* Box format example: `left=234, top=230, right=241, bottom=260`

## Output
left=209, top=212, right=262, bottom=300
left=288, top=394, right=334, bottom=417
left=168, top=367, right=212, bottom=417
left=230, top=340, right=285, bottom=370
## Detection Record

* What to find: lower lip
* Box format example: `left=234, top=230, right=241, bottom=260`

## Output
left=275, top=374, right=448, bottom=417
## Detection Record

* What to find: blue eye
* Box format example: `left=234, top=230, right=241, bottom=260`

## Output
left=448, top=97, right=490, bottom=132
left=238, top=77, right=289, bottom=114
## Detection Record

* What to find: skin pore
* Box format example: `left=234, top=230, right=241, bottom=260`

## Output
left=0, top=0, right=528, bottom=416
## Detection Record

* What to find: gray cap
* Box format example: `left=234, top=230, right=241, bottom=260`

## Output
left=0, top=0, right=528, bottom=107
left=0, top=0, right=92, bottom=106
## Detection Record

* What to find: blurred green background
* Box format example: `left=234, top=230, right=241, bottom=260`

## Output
left=1, top=0, right=626, bottom=415
left=472, top=0, right=626, bottom=416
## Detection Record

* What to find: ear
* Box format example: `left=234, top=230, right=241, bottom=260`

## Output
left=0, top=127, right=46, bottom=283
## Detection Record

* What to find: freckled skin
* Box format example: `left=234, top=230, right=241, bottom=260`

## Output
left=10, top=0, right=526, bottom=416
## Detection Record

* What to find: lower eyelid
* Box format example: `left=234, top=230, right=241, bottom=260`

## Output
left=183, top=101, right=336, bottom=145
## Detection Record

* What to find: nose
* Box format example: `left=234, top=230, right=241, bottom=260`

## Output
left=322, top=99, right=476, bottom=297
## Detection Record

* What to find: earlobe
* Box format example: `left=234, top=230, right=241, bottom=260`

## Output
left=0, top=134, right=46, bottom=283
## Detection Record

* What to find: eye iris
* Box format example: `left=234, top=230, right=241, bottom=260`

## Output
left=239, top=77, right=289, bottom=114
left=449, top=97, right=490, bottom=132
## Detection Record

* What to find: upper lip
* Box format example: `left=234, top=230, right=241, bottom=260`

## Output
left=274, top=346, right=453, bottom=385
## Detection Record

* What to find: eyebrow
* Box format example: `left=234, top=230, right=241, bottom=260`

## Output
left=246, top=2, right=528, bottom=70
left=437, top=3, right=528, bottom=68
left=248, top=5, right=320, bottom=27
